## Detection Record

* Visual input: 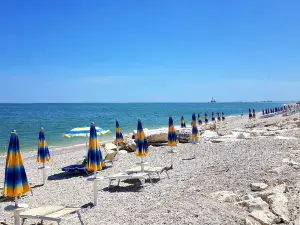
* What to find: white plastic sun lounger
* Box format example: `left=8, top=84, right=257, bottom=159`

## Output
left=125, top=166, right=170, bottom=179
left=107, top=172, right=153, bottom=189
left=20, top=205, right=83, bottom=225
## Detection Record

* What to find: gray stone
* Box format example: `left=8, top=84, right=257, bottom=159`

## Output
left=201, top=130, right=219, bottom=139
left=250, top=183, right=268, bottom=191
left=210, top=191, right=240, bottom=203
left=250, top=209, right=280, bottom=225
left=267, top=193, right=289, bottom=223
left=236, top=133, right=246, bottom=139
left=245, top=216, right=262, bottom=225
left=243, top=197, right=269, bottom=212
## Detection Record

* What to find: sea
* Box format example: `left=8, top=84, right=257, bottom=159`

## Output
left=0, top=102, right=288, bottom=155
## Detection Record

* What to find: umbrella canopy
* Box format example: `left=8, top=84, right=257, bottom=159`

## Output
left=191, top=113, right=199, bottom=140
left=212, top=112, right=215, bottom=121
left=168, top=117, right=178, bottom=147
left=63, top=127, right=110, bottom=138
left=181, top=116, right=186, bottom=128
left=198, top=113, right=202, bottom=125
left=37, top=128, right=50, bottom=163
left=249, top=108, right=253, bottom=119
left=252, top=109, right=256, bottom=118
left=3, top=130, right=30, bottom=198
left=205, top=113, right=208, bottom=124
left=222, top=112, right=225, bottom=121
left=86, top=123, right=104, bottom=172
left=136, top=120, right=149, bottom=157
left=115, top=120, right=124, bottom=144
left=217, top=112, right=221, bottom=121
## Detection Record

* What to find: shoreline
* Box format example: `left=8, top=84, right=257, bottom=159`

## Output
left=0, top=111, right=266, bottom=162
left=0, top=112, right=245, bottom=159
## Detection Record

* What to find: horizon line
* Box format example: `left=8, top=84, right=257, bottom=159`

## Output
left=0, top=100, right=292, bottom=104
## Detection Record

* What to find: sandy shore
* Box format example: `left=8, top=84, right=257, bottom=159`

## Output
left=1, top=112, right=300, bottom=225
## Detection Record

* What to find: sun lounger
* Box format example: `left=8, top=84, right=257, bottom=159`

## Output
left=62, top=152, right=117, bottom=174
left=125, top=166, right=170, bottom=179
left=61, top=164, right=88, bottom=174
left=20, top=205, right=83, bottom=225
left=107, top=172, right=153, bottom=189
left=103, top=151, right=118, bottom=165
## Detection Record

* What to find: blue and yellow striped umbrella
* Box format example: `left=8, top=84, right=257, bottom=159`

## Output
left=191, top=113, right=199, bottom=140
left=222, top=112, right=225, bottom=121
left=3, top=130, right=30, bottom=198
left=252, top=109, right=256, bottom=119
left=198, top=113, right=202, bottom=125
left=181, top=116, right=186, bottom=128
left=212, top=112, right=215, bottom=121
left=217, top=112, right=221, bottom=122
left=37, top=128, right=50, bottom=163
left=168, top=116, right=178, bottom=147
left=249, top=108, right=253, bottom=120
left=63, top=126, right=110, bottom=138
left=115, top=120, right=124, bottom=144
left=205, top=113, right=208, bottom=124
left=86, top=123, right=104, bottom=172
left=136, top=120, right=149, bottom=157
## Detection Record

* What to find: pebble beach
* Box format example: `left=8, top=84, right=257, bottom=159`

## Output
left=1, top=112, right=300, bottom=225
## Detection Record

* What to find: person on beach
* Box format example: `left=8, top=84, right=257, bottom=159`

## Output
left=205, top=113, right=208, bottom=124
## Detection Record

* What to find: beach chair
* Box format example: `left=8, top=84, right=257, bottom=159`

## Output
left=62, top=152, right=118, bottom=174
left=61, top=163, right=89, bottom=174
left=20, top=205, right=83, bottom=225
left=125, top=166, right=170, bottom=179
left=103, top=151, right=118, bottom=166
left=107, top=172, right=153, bottom=189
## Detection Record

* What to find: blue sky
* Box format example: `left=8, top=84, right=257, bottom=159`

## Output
left=0, top=0, right=299, bottom=103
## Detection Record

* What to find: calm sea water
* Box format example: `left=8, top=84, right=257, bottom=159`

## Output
left=0, top=102, right=287, bottom=155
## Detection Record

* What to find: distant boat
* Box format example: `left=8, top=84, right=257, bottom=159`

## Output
left=211, top=97, right=216, bottom=103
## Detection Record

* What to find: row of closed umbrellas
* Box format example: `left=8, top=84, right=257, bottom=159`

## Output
left=2, top=113, right=204, bottom=209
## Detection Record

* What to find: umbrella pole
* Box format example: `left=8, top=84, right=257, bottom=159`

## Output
left=93, top=170, right=98, bottom=206
left=42, top=162, right=48, bottom=185
left=193, top=139, right=196, bottom=159
left=171, top=148, right=174, bottom=167
left=14, top=197, right=20, bottom=225
left=141, top=156, right=144, bottom=172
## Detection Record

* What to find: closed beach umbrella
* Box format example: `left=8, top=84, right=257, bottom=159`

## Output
left=205, top=113, right=208, bottom=124
left=86, top=122, right=104, bottom=174
left=136, top=120, right=149, bottom=157
left=249, top=108, right=252, bottom=120
left=37, top=127, right=50, bottom=185
left=4, top=130, right=30, bottom=205
left=198, top=113, right=202, bottom=125
left=212, top=112, right=215, bottom=121
left=168, top=116, right=178, bottom=147
left=217, top=112, right=221, bottom=121
left=222, top=112, right=225, bottom=121
left=115, top=120, right=124, bottom=144
left=37, top=128, right=50, bottom=163
left=181, top=116, right=186, bottom=128
left=262, top=109, right=265, bottom=115
left=252, top=109, right=256, bottom=119
left=191, top=113, right=199, bottom=142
